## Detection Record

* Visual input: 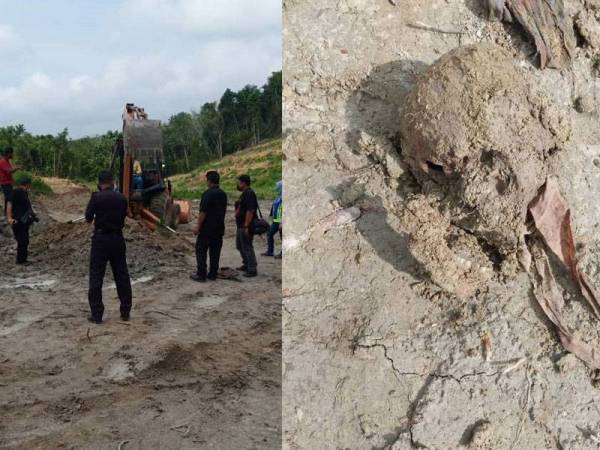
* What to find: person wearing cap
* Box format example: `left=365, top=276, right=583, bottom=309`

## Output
left=262, top=180, right=282, bottom=257
left=235, top=174, right=259, bottom=277
left=85, top=170, right=132, bottom=324
left=0, top=147, right=20, bottom=215
left=6, top=175, right=33, bottom=265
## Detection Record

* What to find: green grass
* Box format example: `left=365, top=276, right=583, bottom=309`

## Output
left=171, top=138, right=282, bottom=200
left=14, top=170, right=53, bottom=194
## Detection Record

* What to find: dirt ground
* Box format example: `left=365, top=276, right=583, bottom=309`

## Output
left=0, top=178, right=282, bottom=449
left=284, top=0, right=600, bottom=449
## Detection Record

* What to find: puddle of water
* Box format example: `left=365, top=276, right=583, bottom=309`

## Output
left=0, top=277, right=58, bottom=290
left=195, top=296, right=226, bottom=309
left=104, top=360, right=134, bottom=382
left=108, top=275, right=153, bottom=290
left=0, top=314, right=44, bottom=336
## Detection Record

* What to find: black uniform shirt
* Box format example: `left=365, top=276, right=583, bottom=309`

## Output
left=85, top=189, right=128, bottom=233
left=199, top=185, right=227, bottom=238
left=10, top=188, right=31, bottom=221
left=236, top=188, right=258, bottom=228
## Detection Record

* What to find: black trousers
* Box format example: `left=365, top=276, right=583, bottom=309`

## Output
left=2, top=184, right=12, bottom=215
left=88, top=232, right=132, bottom=320
left=236, top=228, right=257, bottom=273
left=12, top=223, right=29, bottom=264
left=195, top=235, right=223, bottom=278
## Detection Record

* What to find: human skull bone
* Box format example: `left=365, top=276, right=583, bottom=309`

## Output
left=400, top=44, right=570, bottom=254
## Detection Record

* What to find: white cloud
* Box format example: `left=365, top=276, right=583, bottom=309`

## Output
left=122, top=0, right=281, bottom=35
left=0, top=34, right=280, bottom=137
left=0, top=24, right=19, bottom=49
left=0, top=1, right=281, bottom=136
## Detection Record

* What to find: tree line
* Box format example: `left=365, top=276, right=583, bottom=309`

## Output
left=0, top=71, right=282, bottom=180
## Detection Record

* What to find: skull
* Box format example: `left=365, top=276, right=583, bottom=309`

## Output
left=400, top=44, right=570, bottom=255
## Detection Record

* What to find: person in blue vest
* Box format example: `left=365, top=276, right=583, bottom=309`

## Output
left=262, top=180, right=282, bottom=257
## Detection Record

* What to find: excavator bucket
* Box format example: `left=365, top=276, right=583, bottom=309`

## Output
left=123, top=119, right=164, bottom=166
left=119, top=103, right=191, bottom=231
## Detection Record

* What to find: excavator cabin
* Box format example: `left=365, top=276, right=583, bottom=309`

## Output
left=113, top=103, right=189, bottom=231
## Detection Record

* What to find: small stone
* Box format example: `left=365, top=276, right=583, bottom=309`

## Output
left=574, top=95, right=596, bottom=113
left=586, top=0, right=600, bottom=11
left=556, top=353, right=579, bottom=372
left=575, top=11, right=600, bottom=49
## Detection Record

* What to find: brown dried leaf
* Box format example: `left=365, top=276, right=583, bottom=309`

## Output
left=529, top=178, right=600, bottom=318
left=494, top=0, right=575, bottom=69
left=530, top=244, right=600, bottom=369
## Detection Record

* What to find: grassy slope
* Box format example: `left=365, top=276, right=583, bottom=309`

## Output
left=14, top=171, right=53, bottom=194
left=170, top=139, right=282, bottom=200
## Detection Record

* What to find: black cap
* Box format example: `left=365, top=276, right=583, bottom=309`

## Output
left=98, top=170, right=114, bottom=184
left=3, top=147, right=14, bottom=156
left=238, top=174, right=251, bottom=185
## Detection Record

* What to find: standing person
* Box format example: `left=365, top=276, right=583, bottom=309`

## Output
left=262, top=180, right=282, bottom=257
left=0, top=147, right=20, bottom=215
left=85, top=170, right=132, bottom=324
left=6, top=176, right=35, bottom=265
left=191, top=170, right=227, bottom=282
left=235, top=174, right=259, bottom=277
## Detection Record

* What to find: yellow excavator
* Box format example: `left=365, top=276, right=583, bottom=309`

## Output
left=111, top=103, right=190, bottom=231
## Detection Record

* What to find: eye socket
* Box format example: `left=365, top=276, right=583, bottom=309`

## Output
left=426, top=161, right=445, bottom=173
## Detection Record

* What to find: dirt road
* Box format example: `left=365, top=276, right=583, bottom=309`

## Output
left=0, top=179, right=282, bottom=449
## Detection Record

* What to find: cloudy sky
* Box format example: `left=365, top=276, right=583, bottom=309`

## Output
left=0, top=0, right=281, bottom=137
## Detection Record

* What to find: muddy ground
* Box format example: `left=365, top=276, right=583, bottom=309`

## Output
left=0, top=178, right=282, bottom=449
left=284, top=0, right=600, bottom=449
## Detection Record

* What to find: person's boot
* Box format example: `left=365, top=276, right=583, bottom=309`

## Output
left=261, top=251, right=274, bottom=257
left=236, top=265, right=248, bottom=272
left=243, top=271, right=257, bottom=278
left=87, top=316, right=102, bottom=324
left=190, top=273, right=207, bottom=282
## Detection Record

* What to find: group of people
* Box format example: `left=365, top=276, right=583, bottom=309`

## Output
left=1, top=151, right=283, bottom=324
left=191, top=171, right=283, bottom=281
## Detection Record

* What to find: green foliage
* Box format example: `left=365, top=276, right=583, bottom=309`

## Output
left=0, top=126, right=117, bottom=182
left=161, top=71, right=282, bottom=176
left=0, top=71, right=281, bottom=184
left=31, top=177, right=53, bottom=194
left=172, top=139, right=282, bottom=200
left=13, top=170, right=52, bottom=194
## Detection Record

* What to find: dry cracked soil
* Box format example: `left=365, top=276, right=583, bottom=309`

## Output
left=283, top=0, right=600, bottom=449
left=0, top=178, right=282, bottom=449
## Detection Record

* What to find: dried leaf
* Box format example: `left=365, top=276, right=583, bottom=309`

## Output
left=529, top=244, right=600, bottom=369
left=529, top=178, right=600, bottom=318
left=487, top=0, right=575, bottom=69
left=482, top=334, right=492, bottom=361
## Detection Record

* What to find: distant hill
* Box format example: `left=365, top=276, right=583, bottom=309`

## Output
left=170, top=138, right=282, bottom=200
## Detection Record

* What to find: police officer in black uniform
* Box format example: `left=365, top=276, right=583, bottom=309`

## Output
left=191, top=170, right=228, bottom=282
left=85, top=170, right=132, bottom=324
